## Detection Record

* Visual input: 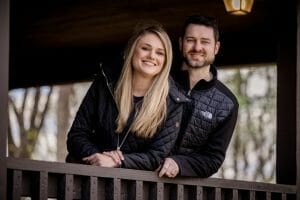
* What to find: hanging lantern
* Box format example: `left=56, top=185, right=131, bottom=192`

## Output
left=223, top=0, right=254, bottom=15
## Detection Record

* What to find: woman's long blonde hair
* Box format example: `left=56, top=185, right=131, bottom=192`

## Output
left=114, top=22, right=173, bottom=138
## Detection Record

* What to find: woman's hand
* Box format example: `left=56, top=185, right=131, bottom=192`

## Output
left=103, top=150, right=124, bottom=166
left=82, top=153, right=119, bottom=167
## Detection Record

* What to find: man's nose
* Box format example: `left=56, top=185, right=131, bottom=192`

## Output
left=193, top=41, right=202, bottom=51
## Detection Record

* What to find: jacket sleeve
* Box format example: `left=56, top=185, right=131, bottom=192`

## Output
left=122, top=101, right=183, bottom=170
left=170, top=103, right=239, bottom=177
left=66, top=78, right=102, bottom=161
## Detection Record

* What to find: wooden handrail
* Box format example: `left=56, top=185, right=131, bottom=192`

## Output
left=6, top=157, right=297, bottom=199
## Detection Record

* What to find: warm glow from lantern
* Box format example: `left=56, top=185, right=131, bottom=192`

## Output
left=223, top=0, right=254, bottom=15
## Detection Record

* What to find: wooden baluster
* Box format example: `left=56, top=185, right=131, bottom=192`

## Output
left=196, top=186, right=204, bottom=200
left=135, top=180, right=143, bottom=200
left=89, top=176, right=97, bottom=200
left=250, top=190, right=256, bottom=200
left=12, top=170, right=22, bottom=200
left=215, top=187, right=221, bottom=200
left=65, top=174, right=74, bottom=199
left=156, top=182, right=164, bottom=200
left=113, top=178, right=121, bottom=200
left=266, top=192, right=271, bottom=200
left=177, top=184, right=184, bottom=200
left=37, top=171, right=48, bottom=200
left=281, top=193, right=287, bottom=200
left=232, top=189, right=239, bottom=200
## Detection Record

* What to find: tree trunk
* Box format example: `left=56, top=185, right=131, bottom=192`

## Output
left=56, top=85, right=73, bottom=161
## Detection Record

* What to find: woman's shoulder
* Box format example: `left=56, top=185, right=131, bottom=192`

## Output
left=94, top=62, right=121, bottom=81
left=168, top=77, right=190, bottom=104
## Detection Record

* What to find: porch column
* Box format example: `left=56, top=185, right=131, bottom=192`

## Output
left=276, top=0, right=297, bottom=185
left=296, top=0, right=300, bottom=198
left=0, top=0, right=9, bottom=199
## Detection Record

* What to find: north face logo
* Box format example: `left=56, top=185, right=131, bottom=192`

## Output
left=200, top=111, right=212, bottom=119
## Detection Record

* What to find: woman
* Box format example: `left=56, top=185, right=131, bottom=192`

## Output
left=66, top=22, right=187, bottom=170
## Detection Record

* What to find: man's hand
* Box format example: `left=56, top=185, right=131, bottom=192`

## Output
left=158, top=158, right=179, bottom=178
left=82, top=153, right=119, bottom=167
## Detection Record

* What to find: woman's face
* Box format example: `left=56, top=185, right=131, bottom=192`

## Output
left=132, top=33, right=166, bottom=79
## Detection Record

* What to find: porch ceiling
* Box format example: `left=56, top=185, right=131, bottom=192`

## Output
left=10, top=0, right=277, bottom=89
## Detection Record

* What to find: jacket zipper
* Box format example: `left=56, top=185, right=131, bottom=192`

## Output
left=187, top=89, right=192, bottom=97
left=100, top=64, right=130, bottom=151
left=100, top=64, right=119, bottom=111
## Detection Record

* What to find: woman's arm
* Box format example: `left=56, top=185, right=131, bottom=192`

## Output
left=66, top=78, right=102, bottom=161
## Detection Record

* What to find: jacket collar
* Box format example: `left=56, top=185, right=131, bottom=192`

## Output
left=169, top=77, right=190, bottom=103
left=173, top=64, right=218, bottom=91
left=100, top=62, right=122, bottom=83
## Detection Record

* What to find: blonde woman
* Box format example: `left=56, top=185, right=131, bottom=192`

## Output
left=66, top=22, right=187, bottom=170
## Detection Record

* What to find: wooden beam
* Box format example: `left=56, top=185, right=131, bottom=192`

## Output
left=9, top=0, right=277, bottom=88
left=15, top=0, right=268, bottom=48
left=0, top=0, right=9, bottom=198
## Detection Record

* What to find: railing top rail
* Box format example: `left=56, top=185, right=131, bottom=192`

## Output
left=6, top=157, right=297, bottom=194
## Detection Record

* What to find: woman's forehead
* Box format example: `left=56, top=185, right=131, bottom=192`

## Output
left=137, top=33, right=165, bottom=49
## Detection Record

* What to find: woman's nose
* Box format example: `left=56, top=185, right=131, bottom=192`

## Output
left=148, top=50, right=155, bottom=60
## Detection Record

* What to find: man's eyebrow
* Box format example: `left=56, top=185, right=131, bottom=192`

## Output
left=185, top=36, right=195, bottom=38
left=185, top=36, right=211, bottom=41
left=201, top=38, right=211, bottom=41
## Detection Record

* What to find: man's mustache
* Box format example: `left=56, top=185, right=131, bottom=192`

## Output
left=188, top=50, right=204, bottom=54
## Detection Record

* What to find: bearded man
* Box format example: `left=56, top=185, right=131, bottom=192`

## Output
left=159, top=15, right=239, bottom=178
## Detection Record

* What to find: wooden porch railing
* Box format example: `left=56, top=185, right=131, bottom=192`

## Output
left=6, top=157, right=297, bottom=200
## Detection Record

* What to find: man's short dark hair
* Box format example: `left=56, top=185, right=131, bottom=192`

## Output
left=181, top=15, right=219, bottom=42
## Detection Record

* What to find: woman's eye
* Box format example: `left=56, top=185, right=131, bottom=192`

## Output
left=156, top=51, right=165, bottom=56
left=141, top=46, right=150, bottom=51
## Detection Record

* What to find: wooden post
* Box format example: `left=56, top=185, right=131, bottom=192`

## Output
left=276, top=0, right=297, bottom=185
left=296, top=0, right=300, bottom=199
left=0, top=0, right=9, bottom=199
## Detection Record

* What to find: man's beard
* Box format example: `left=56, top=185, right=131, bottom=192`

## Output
left=182, top=51, right=215, bottom=69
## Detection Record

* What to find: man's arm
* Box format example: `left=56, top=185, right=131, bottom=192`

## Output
left=162, top=105, right=238, bottom=177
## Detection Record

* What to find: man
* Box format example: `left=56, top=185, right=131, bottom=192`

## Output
left=159, top=15, right=239, bottom=178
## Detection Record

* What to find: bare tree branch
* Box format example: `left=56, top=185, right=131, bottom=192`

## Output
left=37, top=86, right=53, bottom=133
left=30, top=88, right=40, bottom=129
left=7, top=118, right=17, bottom=156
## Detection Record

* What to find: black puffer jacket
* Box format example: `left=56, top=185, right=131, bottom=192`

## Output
left=170, top=65, right=239, bottom=177
left=66, top=65, right=188, bottom=171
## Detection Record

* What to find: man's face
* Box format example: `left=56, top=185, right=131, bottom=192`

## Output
left=180, top=24, right=220, bottom=69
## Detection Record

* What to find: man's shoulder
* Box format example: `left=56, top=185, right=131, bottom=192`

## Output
left=215, top=80, right=239, bottom=107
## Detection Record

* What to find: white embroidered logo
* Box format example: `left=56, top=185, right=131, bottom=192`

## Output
left=201, top=111, right=213, bottom=120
